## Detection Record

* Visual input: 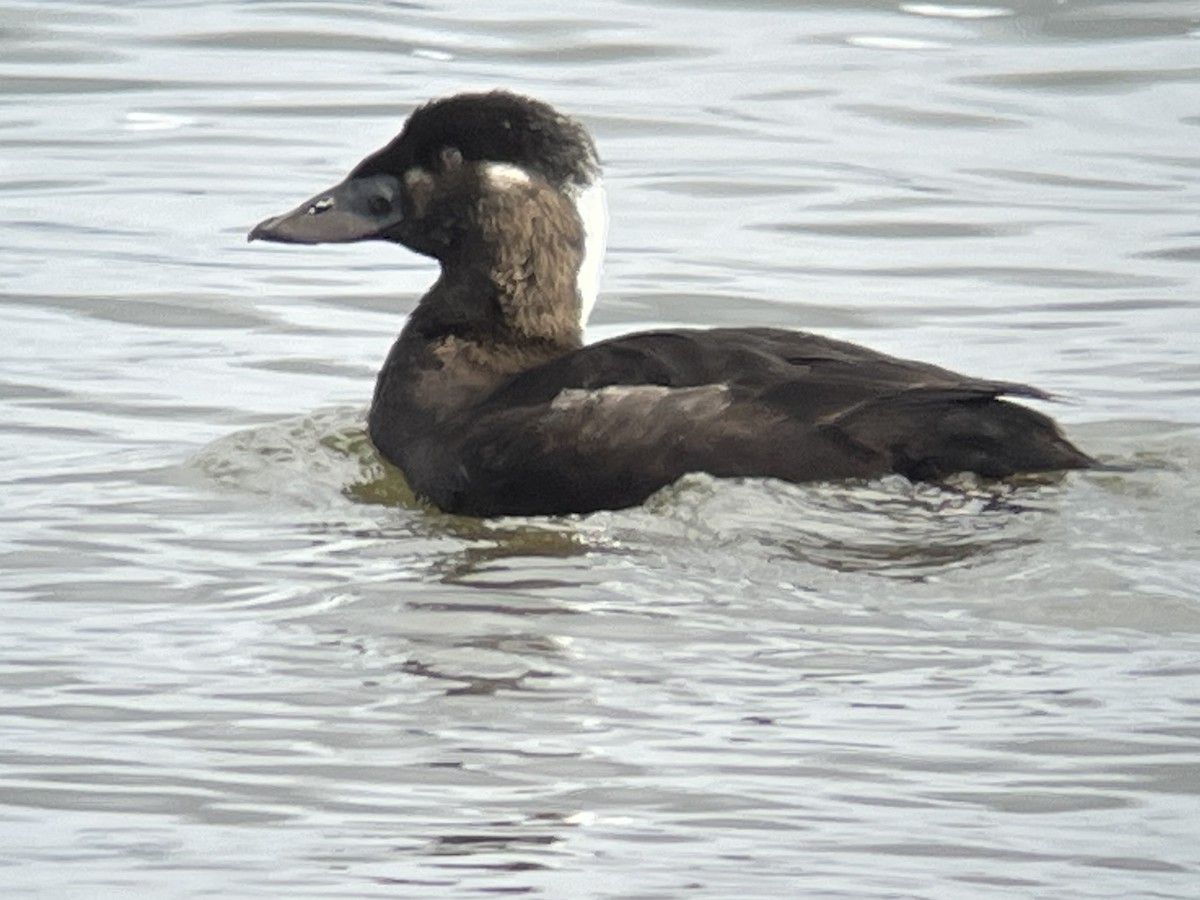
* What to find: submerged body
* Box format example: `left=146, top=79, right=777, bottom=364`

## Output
left=250, top=91, right=1091, bottom=516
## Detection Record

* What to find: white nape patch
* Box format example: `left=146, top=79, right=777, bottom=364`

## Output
left=482, top=162, right=533, bottom=189
left=571, top=178, right=608, bottom=330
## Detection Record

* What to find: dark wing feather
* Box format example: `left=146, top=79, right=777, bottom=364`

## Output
left=418, top=327, right=1089, bottom=515
left=489, top=327, right=1049, bottom=403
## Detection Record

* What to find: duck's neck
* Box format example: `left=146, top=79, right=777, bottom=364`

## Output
left=406, top=262, right=583, bottom=365
left=410, top=176, right=588, bottom=357
left=373, top=261, right=581, bottom=442
left=371, top=170, right=591, bottom=457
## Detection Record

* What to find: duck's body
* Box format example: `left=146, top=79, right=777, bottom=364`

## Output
left=250, top=91, right=1091, bottom=516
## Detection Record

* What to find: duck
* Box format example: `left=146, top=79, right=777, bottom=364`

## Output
left=248, top=90, right=1092, bottom=517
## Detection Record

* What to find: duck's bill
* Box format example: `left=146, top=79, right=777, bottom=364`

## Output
left=247, top=173, right=403, bottom=244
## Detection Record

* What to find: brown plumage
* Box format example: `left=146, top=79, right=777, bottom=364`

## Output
left=249, top=91, right=1092, bottom=516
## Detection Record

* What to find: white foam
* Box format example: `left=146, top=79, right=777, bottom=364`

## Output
left=412, top=47, right=454, bottom=61
left=571, top=177, right=608, bottom=330
left=123, top=111, right=195, bottom=132
left=845, top=35, right=949, bottom=50
left=900, top=4, right=1011, bottom=19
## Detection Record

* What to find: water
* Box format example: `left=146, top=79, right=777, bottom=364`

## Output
left=2, top=1, right=1199, bottom=897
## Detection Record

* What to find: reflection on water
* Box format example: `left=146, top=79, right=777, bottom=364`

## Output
left=2, top=0, right=1200, bottom=897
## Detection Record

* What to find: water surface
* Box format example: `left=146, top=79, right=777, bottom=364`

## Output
left=2, top=1, right=1199, bottom=897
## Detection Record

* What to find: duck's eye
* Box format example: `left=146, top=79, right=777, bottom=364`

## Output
left=307, top=196, right=334, bottom=215
left=368, top=196, right=392, bottom=216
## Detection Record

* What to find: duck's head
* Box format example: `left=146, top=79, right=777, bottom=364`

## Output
left=249, top=91, right=608, bottom=324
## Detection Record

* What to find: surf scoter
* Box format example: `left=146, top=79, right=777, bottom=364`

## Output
left=248, top=90, right=1091, bottom=516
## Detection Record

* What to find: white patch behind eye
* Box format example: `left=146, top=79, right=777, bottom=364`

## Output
left=482, top=162, right=533, bottom=189
left=571, top=178, right=608, bottom=331
left=405, top=166, right=433, bottom=189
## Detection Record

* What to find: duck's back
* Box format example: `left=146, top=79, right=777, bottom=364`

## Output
left=397, top=327, right=1091, bottom=516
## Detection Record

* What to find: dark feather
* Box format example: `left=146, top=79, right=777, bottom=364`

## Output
left=412, top=327, right=1092, bottom=516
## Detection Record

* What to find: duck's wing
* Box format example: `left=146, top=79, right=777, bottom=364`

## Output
left=490, top=327, right=1050, bottom=406
left=429, top=328, right=1089, bottom=515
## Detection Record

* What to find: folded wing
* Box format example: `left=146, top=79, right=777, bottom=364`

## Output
left=430, top=327, right=1090, bottom=515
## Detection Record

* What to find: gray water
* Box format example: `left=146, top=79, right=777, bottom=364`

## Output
left=2, top=1, right=1199, bottom=897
